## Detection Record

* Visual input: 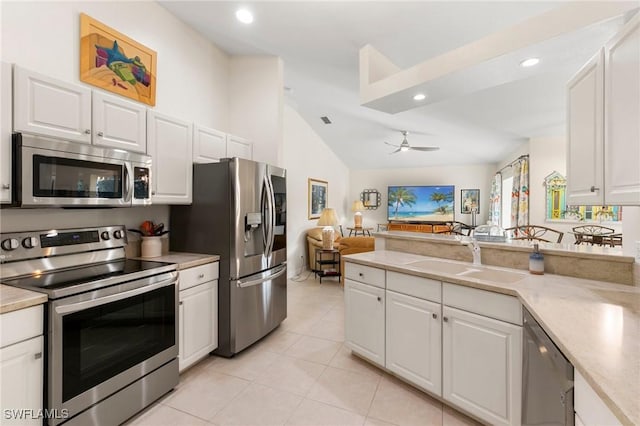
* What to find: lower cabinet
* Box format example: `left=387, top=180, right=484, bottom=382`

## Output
left=442, top=305, right=522, bottom=426
left=386, top=290, right=441, bottom=395
left=0, top=305, right=44, bottom=426
left=344, top=279, right=385, bottom=367
left=178, top=262, right=219, bottom=372
left=574, top=369, right=621, bottom=426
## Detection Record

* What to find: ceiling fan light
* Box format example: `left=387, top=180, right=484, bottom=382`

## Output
left=235, top=8, right=254, bottom=24
left=413, top=93, right=426, bottom=101
left=400, top=146, right=409, bottom=152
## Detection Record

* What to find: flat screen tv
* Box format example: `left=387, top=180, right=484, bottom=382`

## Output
left=387, top=185, right=455, bottom=222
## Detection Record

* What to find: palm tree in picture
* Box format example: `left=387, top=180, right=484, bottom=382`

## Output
left=388, top=187, right=417, bottom=219
left=430, top=190, right=453, bottom=216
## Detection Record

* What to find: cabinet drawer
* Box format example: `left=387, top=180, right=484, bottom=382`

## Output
left=443, top=282, right=522, bottom=325
left=344, top=262, right=385, bottom=288
left=0, top=305, right=43, bottom=348
left=179, top=262, right=219, bottom=291
left=387, top=271, right=441, bottom=302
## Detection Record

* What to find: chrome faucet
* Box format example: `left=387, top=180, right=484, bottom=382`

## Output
left=467, top=239, right=482, bottom=266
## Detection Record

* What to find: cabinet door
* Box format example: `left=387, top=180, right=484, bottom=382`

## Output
left=344, top=279, right=385, bottom=367
left=193, top=125, right=226, bottom=163
left=0, top=336, right=43, bottom=426
left=179, top=280, right=218, bottom=372
left=226, top=134, right=253, bottom=160
left=386, top=290, right=441, bottom=395
left=147, top=111, right=193, bottom=204
left=566, top=49, right=605, bottom=206
left=13, top=66, right=92, bottom=143
left=0, top=62, right=12, bottom=204
left=92, top=91, right=146, bottom=153
left=604, top=14, right=640, bottom=205
left=442, top=306, right=522, bottom=426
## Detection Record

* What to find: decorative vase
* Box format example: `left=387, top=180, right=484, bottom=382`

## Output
left=141, top=236, right=162, bottom=258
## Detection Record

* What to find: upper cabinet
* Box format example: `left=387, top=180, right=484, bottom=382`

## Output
left=193, top=124, right=254, bottom=163
left=14, top=65, right=92, bottom=144
left=13, top=66, right=146, bottom=153
left=92, top=91, right=147, bottom=153
left=1, top=62, right=12, bottom=204
left=567, top=15, right=640, bottom=205
left=147, top=111, right=193, bottom=204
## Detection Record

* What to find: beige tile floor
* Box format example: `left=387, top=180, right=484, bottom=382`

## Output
left=126, top=276, right=481, bottom=426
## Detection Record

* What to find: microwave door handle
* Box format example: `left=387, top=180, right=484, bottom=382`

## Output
left=54, top=276, right=176, bottom=315
left=123, top=162, right=133, bottom=203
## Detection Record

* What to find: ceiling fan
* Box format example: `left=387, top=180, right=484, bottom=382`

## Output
left=385, top=131, right=440, bottom=154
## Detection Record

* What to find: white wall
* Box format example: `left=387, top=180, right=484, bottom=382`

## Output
left=350, top=165, right=495, bottom=228
left=283, top=104, right=350, bottom=276
left=229, top=56, right=284, bottom=167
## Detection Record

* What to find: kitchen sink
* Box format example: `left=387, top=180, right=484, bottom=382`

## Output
left=457, top=268, right=527, bottom=284
left=407, top=259, right=472, bottom=275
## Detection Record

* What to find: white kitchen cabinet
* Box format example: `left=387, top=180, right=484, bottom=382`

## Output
left=92, top=91, right=146, bottom=153
left=226, top=134, right=253, bottom=160
left=386, top=290, right=441, bottom=395
left=567, top=14, right=640, bottom=206
left=0, top=62, right=12, bottom=204
left=566, top=49, right=605, bottom=206
left=147, top=111, right=193, bottom=204
left=344, top=278, right=385, bottom=367
left=13, top=65, right=92, bottom=144
left=178, top=262, right=218, bottom=372
left=604, top=14, right=640, bottom=205
left=574, top=369, right=621, bottom=426
left=0, top=305, right=44, bottom=426
left=442, top=305, right=522, bottom=426
left=193, top=124, right=227, bottom=163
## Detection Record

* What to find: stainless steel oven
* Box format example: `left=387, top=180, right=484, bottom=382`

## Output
left=12, top=133, right=151, bottom=207
left=1, top=226, right=178, bottom=425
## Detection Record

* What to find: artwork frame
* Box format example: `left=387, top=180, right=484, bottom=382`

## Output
left=80, top=13, right=157, bottom=106
left=308, top=178, right=328, bottom=220
left=461, top=189, right=480, bottom=214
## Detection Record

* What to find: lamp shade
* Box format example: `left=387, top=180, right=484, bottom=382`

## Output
left=351, top=200, right=365, bottom=212
left=317, top=208, right=339, bottom=227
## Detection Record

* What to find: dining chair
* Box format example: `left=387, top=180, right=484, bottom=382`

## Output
left=433, top=221, right=473, bottom=236
left=571, top=225, right=616, bottom=246
left=504, top=225, right=564, bottom=243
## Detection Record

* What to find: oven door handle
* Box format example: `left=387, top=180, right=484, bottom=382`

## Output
left=55, top=276, right=176, bottom=315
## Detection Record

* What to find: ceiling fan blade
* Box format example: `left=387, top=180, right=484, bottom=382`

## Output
left=389, top=148, right=402, bottom=154
left=384, top=141, right=400, bottom=148
left=410, top=146, right=440, bottom=152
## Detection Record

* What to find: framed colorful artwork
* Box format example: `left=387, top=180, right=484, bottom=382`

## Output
left=80, top=13, right=157, bottom=106
left=308, top=178, right=328, bottom=219
left=461, top=189, right=480, bottom=214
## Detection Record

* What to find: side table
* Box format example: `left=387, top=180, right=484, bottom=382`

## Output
left=314, top=248, right=341, bottom=283
left=347, top=227, right=373, bottom=236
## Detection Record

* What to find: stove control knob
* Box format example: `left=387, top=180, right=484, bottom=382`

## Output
left=22, top=237, right=38, bottom=249
left=101, top=231, right=111, bottom=241
left=1, top=238, right=19, bottom=251
left=113, top=230, right=124, bottom=239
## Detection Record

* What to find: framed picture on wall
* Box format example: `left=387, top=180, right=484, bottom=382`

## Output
left=461, top=189, right=480, bottom=214
left=308, top=178, right=328, bottom=219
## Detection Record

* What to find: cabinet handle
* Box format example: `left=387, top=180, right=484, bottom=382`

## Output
left=377, top=296, right=381, bottom=302
left=358, top=273, right=364, bottom=277
left=97, top=131, right=104, bottom=137
left=432, top=313, right=438, bottom=320
left=590, top=186, right=600, bottom=192
left=198, top=273, right=205, bottom=279
left=152, top=191, right=156, bottom=195
left=179, top=301, right=183, bottom=306
left=84, top=129, right=91, bottom=134
left=1, top=183, right=9, bottom=190
left=34, top=352, right=42, bottom=360
left=443, top=317, right=449, bottom=322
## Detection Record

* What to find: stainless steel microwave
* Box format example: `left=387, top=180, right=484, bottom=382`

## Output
left=12, top=133, right=152, bottom=207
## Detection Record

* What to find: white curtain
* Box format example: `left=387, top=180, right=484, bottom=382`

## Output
left=510, top=157, right=529, bottom=228
left=489, top=173, right=502, bottom=226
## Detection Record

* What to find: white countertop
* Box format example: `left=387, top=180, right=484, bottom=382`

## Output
left=343, top=250, right=640, bottom=426
left=135, top=252, right=220, bottom=270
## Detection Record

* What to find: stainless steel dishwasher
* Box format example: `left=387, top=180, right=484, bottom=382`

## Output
left=522, top=309, right=574, bottom=426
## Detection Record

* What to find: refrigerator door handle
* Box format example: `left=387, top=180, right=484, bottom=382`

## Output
left=266, top=171, right=276, bottom=256
left=261, top=173, right=271, bottom=255
left=236, top=263, right=287, bottom=288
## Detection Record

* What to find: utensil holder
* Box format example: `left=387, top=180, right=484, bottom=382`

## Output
left=141, top=236, right=162, bottom=258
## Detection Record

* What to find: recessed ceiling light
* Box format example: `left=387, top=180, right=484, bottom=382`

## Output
left=235, top=8, right=254, bottom=24
left=413, top=93, right=426, bottom=101
left=520, top=57, right=540, bottom=68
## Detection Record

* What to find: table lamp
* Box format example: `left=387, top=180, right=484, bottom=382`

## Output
left=352, top=200, right=365, bottom=228
left=317, top=208, right=339, bottom=250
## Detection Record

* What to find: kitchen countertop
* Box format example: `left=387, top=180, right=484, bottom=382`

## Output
left=344, top=250, right=640, bottom=426
left=0, top=284, right=47, bottom=314
left=134, top=252, right=220, bottom=270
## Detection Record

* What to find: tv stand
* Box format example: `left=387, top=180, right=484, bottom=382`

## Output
left=387, top=223, right=450, bottom=233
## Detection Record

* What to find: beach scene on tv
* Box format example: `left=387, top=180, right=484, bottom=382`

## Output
left=388, top=185, right=455, bottom=222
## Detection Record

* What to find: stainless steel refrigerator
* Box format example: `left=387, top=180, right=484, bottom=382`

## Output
left=170, top=158, right=287, bottom=357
